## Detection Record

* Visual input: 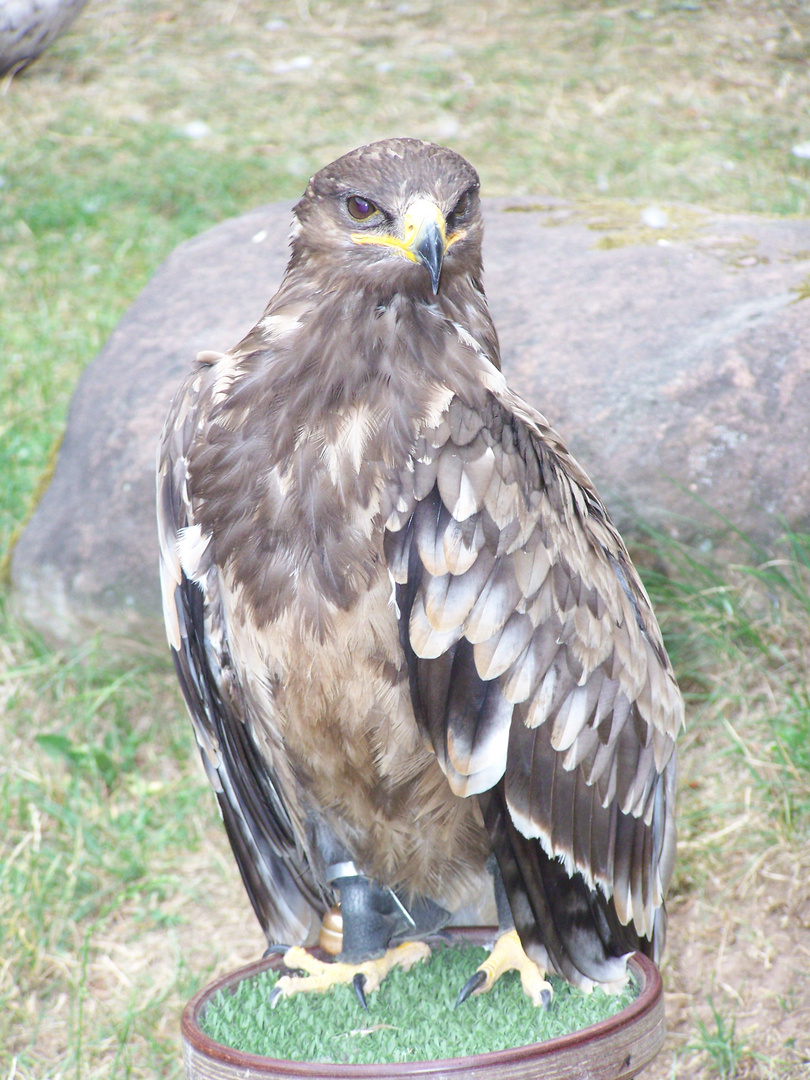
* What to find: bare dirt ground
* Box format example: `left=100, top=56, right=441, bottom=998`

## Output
left=652, top=851, right=810, bottom=1077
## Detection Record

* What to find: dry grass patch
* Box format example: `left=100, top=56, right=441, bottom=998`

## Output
left=639, top=537, right=810, bottom=1078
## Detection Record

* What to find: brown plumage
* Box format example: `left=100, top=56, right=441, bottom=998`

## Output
left=158, top=138, right=682, bottom=994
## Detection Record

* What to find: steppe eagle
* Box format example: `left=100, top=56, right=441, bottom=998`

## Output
left=158, top=138, right=682, bottom=1009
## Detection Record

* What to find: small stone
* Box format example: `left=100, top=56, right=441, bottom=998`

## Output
left=182, top=120, right=211, bottom=140
left=273, top=55, right=313, bottom=73
left=641, top=206, right=669, bottom=229
left=431, top=115, right=460, bottom=140
left=285, top=156, right=309, bottom=177
left=791, top=142, right=810, bottom=160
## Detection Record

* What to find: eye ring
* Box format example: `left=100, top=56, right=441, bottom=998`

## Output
left=347, top=195, right=378, bottom=221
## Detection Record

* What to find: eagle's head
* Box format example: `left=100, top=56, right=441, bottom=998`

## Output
left=290, top=138, right=483, bottom=297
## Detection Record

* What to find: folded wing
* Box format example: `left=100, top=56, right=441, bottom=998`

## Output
left=386, top=390, right=682, bottom=987
left=157, top=363, right=323, bottom=946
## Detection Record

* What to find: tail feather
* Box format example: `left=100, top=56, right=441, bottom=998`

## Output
left=481, top=783, right=649, bottom=989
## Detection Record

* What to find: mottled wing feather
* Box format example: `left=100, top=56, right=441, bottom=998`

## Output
left=157, top=365, right=322, bottom=945
left=388, top=387, right=682, bottom=985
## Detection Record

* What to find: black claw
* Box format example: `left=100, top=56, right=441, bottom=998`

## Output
left=263, top=943, right=291, bottom=958
left=430, top=928, right=454, bottom=943
left=454, top=968, right=487, bottom=1009
left=540, top=987, right=552, bottom=1011
left=353, top=972, right=369, bottom=1011
left=268, top=985, right=284, bottom=1009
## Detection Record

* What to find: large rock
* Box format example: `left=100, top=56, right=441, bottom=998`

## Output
left=10, top=198, right=810, bottom=646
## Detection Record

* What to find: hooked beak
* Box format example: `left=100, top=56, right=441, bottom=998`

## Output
left=351, top=196, right=466, bottom=295
left=403, top=197, right=447, bottom=294
left=411, top=211, right=445, bottom=294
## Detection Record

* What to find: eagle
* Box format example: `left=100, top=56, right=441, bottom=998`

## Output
left=157, top=138, right=682, bottom=1011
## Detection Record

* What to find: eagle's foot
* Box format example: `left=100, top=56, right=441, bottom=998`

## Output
left=269, top=941, right=431, bottom=1009
left=455, top=929, right=553, bottom=1010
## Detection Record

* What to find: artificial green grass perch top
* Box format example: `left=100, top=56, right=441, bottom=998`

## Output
left=158, top=137, right=683, bottom=1015
left=199, top=943, right=639, bottom=1066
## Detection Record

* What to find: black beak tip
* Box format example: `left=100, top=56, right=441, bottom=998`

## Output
left=415, top=228, right=444, bottom=295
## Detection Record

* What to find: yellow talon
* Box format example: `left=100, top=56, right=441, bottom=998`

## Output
left=270, top=941, right=431, bottom=1006
left=463, top=929, right=553, bottom=1009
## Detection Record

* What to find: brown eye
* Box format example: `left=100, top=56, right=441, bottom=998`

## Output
left=447, top=189, right=474, bottom=233
left=452, top=192, right=469, bottom=219
left=347, top=195, right=378, bottom=221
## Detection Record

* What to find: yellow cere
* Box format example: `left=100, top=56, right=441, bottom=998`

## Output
left=351, top=196, right=466, bottom=262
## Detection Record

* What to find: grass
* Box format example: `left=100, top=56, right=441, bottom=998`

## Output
left=199, top=944, right=637, bottom=1063
left=689, top=997, right=748, bottom=1080
left=640, top=527, right=810, bottom=842
left=0, top=602, right=224, bottom=1076
left=1, top=2, right=809, bottom=1078
left=637, top=528, right=810, bottom=1078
